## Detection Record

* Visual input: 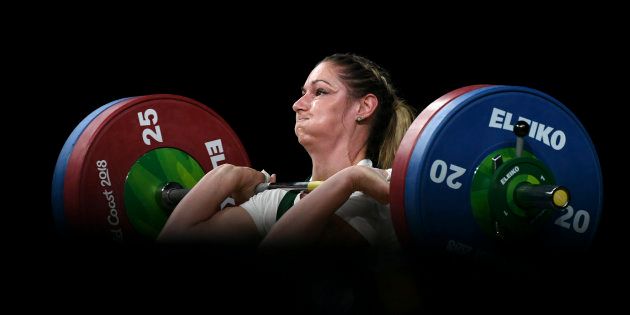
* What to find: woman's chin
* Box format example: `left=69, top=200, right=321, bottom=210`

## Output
left=296, top=135, right=314, bottom=148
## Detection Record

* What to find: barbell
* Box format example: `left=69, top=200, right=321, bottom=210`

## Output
left=51, top=86, right=602, bottom=254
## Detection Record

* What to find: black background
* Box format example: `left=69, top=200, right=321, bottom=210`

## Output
left=13, top=12, right=626, bottom=313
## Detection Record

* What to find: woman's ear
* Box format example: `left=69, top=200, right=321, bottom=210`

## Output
left=357, top=93, right=378, bottom=121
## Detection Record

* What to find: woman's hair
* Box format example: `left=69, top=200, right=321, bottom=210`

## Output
left=322, top=53, right=416, bottom=168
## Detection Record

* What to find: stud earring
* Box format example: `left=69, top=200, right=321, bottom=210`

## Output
left=356, top=116, right=363, bottom=122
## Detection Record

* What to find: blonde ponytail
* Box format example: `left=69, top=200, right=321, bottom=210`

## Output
left=378, top=98, right=416, bottom=168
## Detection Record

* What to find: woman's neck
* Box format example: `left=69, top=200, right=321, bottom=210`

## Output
left=309, top=145, right=367, bottom=181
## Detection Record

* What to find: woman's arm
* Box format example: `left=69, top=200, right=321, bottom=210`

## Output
left=260, top=165, right=389, bottom=249
left=158, top=164, right=267, bottom=243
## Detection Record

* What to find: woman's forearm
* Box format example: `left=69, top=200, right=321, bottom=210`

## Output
left=158, top=164, right=241, bottom=240
left=260, top=165, right=389, bottom=248
left=260, top=167, right=356, bottom=248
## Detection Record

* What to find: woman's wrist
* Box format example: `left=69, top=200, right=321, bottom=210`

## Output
left=347, top=165, right=389, bottom=204
left=343, top=165, right=364, bottom=193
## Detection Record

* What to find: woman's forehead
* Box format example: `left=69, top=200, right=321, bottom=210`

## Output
left=306, top=62, right=342, bottom=85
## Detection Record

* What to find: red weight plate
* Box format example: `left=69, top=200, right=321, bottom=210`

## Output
left=63, top=95, right=250, bottom=241
left=390, top=85, right=491, bottom=247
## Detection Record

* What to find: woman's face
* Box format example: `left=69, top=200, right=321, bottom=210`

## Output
left=292, top=61, right=357, bottom=147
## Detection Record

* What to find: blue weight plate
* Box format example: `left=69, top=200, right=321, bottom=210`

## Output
left=404, top=86, right=602, bottom=254
left=51, top=98, right=132, bottom=230
left=391, top=85, right=490, bottom=248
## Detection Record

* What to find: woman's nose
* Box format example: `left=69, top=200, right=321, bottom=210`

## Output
left=292, top=94, right=309, bottom=113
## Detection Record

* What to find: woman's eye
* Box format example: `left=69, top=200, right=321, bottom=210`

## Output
left=315, top=88, right=327, bottom=96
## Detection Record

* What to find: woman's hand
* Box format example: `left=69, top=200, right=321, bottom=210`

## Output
left=232, top=166, right=276, bottom=205
left=346, top=165, right=390, bottom=204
